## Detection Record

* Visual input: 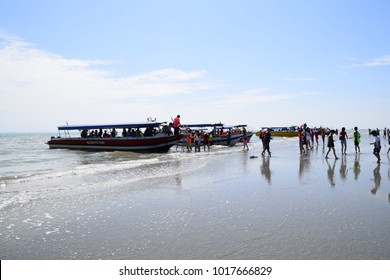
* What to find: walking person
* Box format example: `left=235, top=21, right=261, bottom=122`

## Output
left=370, top=130, right=381, bottom=162
left=339, top=127, right=348, bottom=155
left=261, top=128, right=272, bottom=156
left=325, top=130, right=339, bottom=159
left=353, top=127, right=361, bottom=153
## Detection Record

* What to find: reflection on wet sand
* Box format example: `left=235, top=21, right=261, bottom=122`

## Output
left=371, top=163, right=381, bottom=195
left=175, top=176, right=182, bottom=189
left=326, top=158, right=336, bottom=187
left=298, top=153, right=311, bottom=184
left=353, top=153, right=361, bottom=180
left=260, top=156, right=271, bottom=185
left=339, top=155, right=348, bottom=181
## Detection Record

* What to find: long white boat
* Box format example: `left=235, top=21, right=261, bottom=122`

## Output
left=47, top=122, right=183, bottom=152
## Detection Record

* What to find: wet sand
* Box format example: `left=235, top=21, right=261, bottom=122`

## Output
left=1, top=135, right=389, bottom=259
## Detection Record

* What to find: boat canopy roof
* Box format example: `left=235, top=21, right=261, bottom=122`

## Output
left=58, top=122, right=166, bottom=131
left=182, top=123, right=219, bottom=128
left=261, top=126, right=297, bottom=131
left=182, top=123, right=247, bottom=129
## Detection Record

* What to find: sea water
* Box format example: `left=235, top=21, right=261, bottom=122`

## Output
left=0, top=132, right=389, bottom=259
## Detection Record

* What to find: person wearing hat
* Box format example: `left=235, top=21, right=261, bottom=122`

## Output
left=173, top=115, right=181, bottom=136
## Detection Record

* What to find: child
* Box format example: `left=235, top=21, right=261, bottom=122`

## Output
left=352, top=127, right=361, bottom=153
left=339, top=127, right=348, bottom=155
left=370, top=131, right=381, bottom=162
left=325, top=130, right=339, bottom=159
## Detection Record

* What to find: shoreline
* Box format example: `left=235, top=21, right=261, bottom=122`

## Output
left=0, top=135, right=389, bottom=259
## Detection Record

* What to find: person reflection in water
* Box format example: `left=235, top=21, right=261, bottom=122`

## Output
left=353, top=154, right=361, bottom=181
left=371, top=163, right=381, bottom=195
left=326, top=158, right=336, bottom=187
left=298, top=153, right=311, bottom=184
left=260, top=156, right=271, bottom=185
left=339, top=156, right=348, bottom=181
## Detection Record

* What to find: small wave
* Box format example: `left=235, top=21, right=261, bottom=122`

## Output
left=1, top=157, right=161, bottom=186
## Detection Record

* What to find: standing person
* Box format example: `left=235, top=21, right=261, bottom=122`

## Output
left=353, top=127, right=361, bottom=153
left=387, top=129, right=390, bottom=154
left=227, top=131, right=232, bottom=146
left=305, top=128, right=312, bottom=151
left=320, top=127, right=326, bottom=145
left=242, top=129, right=249, bottom=150
left=314, top=128, right=319, bottom=145
left=194, top=132, right=200, bottom=152
left=370, top=131, right=381, bottom=162
left=325, top=130, right=339, bottom=159
left=173, top=115, right=181, bottom=136
left=298, top=128, right=305, bottom=154
left=186, top=131, right=193, bottom=151
left=339, top=127, right=348, bottom=155
left=387, top=136, right=390, bottom=154
left=203, top=132, right=210, bottom=151
left=209, top=132, right=214, bottom=146
left=261, top=128, right=272, bottom=156
left=259, top=129, right=266, bottom=152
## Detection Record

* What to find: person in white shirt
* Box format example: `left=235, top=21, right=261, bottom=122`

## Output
left=370, top=131, right=381, bottom=162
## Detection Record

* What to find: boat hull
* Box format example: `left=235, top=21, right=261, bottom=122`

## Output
left=213, top=134, right=242, bottom=146
left=177, top=133, right=243, bottom=147
left=255, top=131, right=298, bottom=137
left=47, top=135, right=183, bottom=152
left=270, top=131, right=298, bottom=137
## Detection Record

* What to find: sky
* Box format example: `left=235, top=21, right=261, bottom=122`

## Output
left=1, top=0, right=389, bottom=132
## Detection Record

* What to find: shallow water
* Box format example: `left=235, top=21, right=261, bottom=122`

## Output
left=0, top=133, right=389, bottom=259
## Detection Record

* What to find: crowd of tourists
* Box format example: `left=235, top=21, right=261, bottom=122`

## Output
left=257, top=124, right=389, bottom=163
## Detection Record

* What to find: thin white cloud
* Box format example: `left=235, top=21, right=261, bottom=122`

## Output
left=350, top=55, right=390, bottom=68
left=111, top=69, right=214, bottom=98
left=0, top=35, right=218, bottom=131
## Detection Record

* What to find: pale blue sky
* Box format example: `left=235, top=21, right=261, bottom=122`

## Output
left=1, top=0, right=389, bottom=132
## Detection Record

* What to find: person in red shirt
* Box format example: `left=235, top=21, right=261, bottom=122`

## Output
left=173, top=115, right=181, bottom=136
left=339, top=127, right=348, bottom=155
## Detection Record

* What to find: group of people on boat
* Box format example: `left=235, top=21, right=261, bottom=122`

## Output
left=81, top=128, right=118, bottom=138
left=79, top=125, right=173, bottom=139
